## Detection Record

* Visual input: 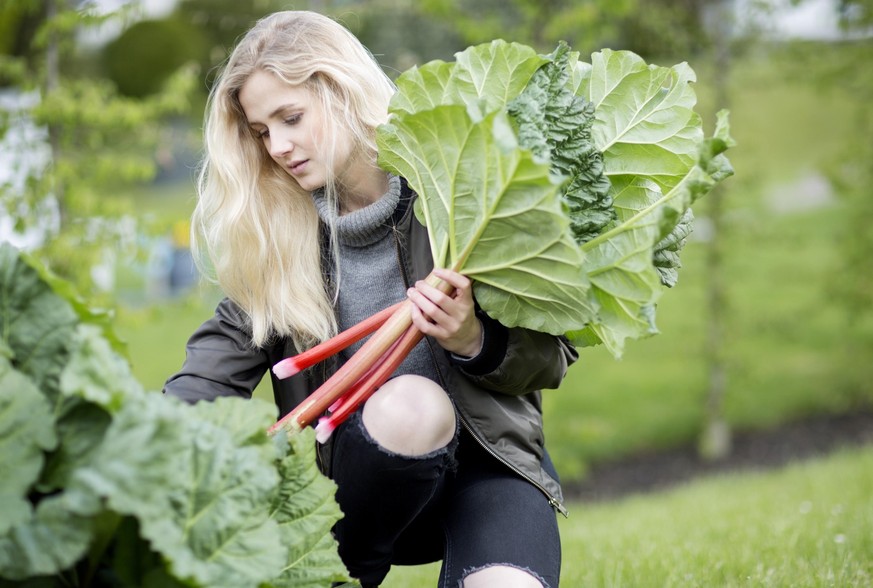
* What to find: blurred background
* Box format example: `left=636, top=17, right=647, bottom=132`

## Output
left=1, top=0, right=871, bottom=487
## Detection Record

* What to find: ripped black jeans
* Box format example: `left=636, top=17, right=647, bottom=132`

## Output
left=327, top=411, right=561, bottom=588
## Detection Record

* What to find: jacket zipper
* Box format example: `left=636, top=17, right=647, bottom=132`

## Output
left=458, top=417, right=569, bottom=517
left=390, top=224, right=569, bottom=518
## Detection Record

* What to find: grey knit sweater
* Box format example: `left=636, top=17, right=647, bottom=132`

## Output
left=312, top=176, right=440, bottom=383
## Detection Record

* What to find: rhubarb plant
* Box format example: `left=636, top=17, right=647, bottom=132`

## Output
left=0, top=244, right=349, bottom=587
left=378, top=42, right=732, bottom=353
left=272, top=41, right=733, bottom=437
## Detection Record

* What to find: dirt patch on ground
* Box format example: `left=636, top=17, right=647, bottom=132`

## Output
left=563, top=411, right=873, bottom=503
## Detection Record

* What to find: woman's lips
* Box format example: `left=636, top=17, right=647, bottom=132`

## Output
left=289, top=160, right=308, bottom=174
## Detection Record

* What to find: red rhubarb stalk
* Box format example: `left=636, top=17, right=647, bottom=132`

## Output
left=326, top=331, right=406, bottom=413
left=315, top=323, right=423, bottom=443
left=267, top=272, right=452, bottom=435
left=273, top=301, right=403, bottom=379
left=268, top=301, right=413, bottom=434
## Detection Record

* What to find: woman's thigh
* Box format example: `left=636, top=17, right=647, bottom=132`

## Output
left=438, top=465, right=561, bottom=588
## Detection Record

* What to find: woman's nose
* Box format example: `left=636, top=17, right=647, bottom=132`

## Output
left=268, top=131, right=293, bottom=159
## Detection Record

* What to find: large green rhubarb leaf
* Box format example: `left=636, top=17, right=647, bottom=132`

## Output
left=562, top=51, right=733, bottom=355
left=508, top=42, right=613, bottom=244
left=389, top=40, right=547, bottom=118
left=571, top=112, right=734, bottom=355
left=577, top=49, right=702, bottom=194
left=70, top=394, right=287, bottom=588
left=0, top=244, right=77, bottom=397
left=379, top=106, right=594, bottom=334
left=268, top=428, right=349, bottom=587
left=379, top=43, right=732, bottom=353
left=0, top=359, right=57, bottom=536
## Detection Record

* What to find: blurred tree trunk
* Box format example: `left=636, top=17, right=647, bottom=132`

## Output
left=833, top=0, right=873, bottom=404
left=699, top=0, right=733, bottom=460
left=43, top=0, right=66, bottom=226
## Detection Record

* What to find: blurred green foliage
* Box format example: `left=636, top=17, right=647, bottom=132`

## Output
left=0, top=1, right=44, bottom=64
left=103, top=17, right=210, bottom=97
left=0, top=0, right=198, bottom=300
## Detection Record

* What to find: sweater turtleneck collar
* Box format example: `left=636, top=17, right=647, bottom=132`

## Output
left=311, top=174, right=401, bottom=248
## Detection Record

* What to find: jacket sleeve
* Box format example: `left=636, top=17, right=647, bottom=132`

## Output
left=448, top=310, right=579, bottom=396
left=162, top=298, right=270, bottom=404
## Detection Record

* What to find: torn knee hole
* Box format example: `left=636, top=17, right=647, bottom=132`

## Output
left=459, top=563, right=547, bottom=588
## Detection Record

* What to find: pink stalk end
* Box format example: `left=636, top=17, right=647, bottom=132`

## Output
left=327, top=396, right=344, bottom=415
left=314, top=417, right=336, bottom=444
left=272, top=356, right=303, bottom=379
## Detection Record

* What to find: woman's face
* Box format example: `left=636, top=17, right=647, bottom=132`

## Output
left=238, top=70, right=353, bottom=192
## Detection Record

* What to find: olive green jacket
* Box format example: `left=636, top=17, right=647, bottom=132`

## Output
left=164, top=182, right=578, bottom=514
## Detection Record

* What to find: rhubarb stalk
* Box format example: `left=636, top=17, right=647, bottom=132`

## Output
left=267, top=272, right=452, bottom=436
left=273, top=301, right=403, bottom=379
left=315, top=323, right=423, bottom=443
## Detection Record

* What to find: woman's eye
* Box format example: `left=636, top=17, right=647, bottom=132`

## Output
left=284, top=114, right=301, bottom=125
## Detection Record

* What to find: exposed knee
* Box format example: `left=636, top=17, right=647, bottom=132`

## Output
left=362, top=374, right=455, bottom=456
left=462, top=565, right=545, bottom=588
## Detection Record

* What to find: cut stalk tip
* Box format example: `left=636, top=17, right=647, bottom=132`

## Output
left=272, top=358, right=301, bottom=380
left=315, top=417, right=336, bottom=444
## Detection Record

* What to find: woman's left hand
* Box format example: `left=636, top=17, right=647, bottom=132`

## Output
left=407, top=268, right=483, bottom=358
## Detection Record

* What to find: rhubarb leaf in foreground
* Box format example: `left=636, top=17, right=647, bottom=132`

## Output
left=0, top=360, right=57, bottom=536
left=71, top=394, right=287, bottom=588
left=269, top=427, right=350, bottom=587
left=0, top=244, right=349, bottom=586
left=0, top=245, right=77, bottom=395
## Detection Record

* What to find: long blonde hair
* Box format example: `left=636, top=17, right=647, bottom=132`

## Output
left=192, top=11, right=396, bottom=349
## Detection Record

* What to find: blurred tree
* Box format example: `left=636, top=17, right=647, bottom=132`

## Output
left=617, top=0, right=710, bottom=59
left=698, top=0, right=866, bottom=458
left=338, top=1, right=463, bottom=75
left=173, top=0, right=292, bottom=87
left=699, top=0, right=733, bottom=461
left=418, top=0, right=637, bottom=53
left=0, top=0, right=196, bottom=298
left=830, top=0, right=873, bottom=404
left=103, top=17, right=210, bottom=98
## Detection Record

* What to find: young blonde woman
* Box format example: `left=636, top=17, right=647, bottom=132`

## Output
left=163, top=11, right=578, bottom=588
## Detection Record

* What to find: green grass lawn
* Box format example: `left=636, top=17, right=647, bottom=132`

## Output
left=382, top=445, right=873, bottom=587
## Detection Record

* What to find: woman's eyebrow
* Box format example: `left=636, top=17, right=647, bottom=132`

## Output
left=248, top=103, right=300, bottom=127
left=269, top=103, right=300, bottom=119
